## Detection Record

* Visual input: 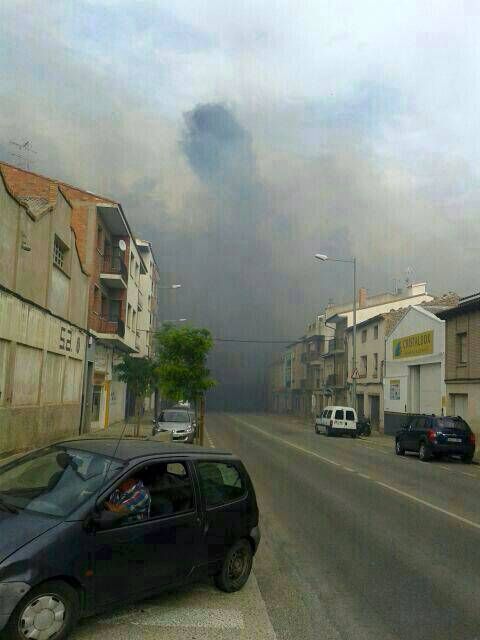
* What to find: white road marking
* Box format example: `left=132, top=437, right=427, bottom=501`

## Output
left=342, top=466, right=355, bottom=473
left=358, top=473, right=371, bottom=480
left=131, top=607, right=245, bottom=628
left=375, top=481, right=480, bottom=531
left=229, top=415, right=480, bottom=533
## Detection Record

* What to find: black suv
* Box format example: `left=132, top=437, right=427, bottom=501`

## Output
left=395, top=415, right=476, bottom=462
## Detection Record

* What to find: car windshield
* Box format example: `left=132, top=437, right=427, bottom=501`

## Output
left=161, top=411, right=190, bottom=423
left=0, top=446, right=124, bottom=517
left=435, top=418, right=470, bottom=431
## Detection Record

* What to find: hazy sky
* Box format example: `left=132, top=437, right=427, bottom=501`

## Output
left=2, top=1, right=480, bottom=405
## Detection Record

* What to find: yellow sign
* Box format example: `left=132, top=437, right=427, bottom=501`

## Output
left=393, top=330, right=433, bottom=359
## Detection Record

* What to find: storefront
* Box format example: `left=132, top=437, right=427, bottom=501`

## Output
left=383, top=306, right=446, bottom=435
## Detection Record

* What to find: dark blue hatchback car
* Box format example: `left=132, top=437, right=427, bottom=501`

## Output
left=0, top=438, right=260, bottom=640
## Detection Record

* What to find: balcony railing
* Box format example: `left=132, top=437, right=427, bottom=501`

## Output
left=91, top=315, right=125, bottom=338
left=327, top=339, right=345, bottom=354
left=102, top=256, right=128, bottom=282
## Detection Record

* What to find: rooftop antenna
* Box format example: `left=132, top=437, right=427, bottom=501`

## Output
left=405, top=266, right=414, bottom=287
left=9, top=140, right=37, bottom=170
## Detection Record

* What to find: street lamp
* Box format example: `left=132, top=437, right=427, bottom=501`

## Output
left=314, top=253, right=357, bottom=411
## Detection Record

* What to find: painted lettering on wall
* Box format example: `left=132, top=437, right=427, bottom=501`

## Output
left=393, top=330, right=433, bottom=359
left=59, top=326, right=73, bottom=351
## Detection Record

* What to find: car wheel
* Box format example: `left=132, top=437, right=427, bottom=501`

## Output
left=314, top=424, right=319, bottom=434
left=419, top=442, right=432, bottom=462
left=395, top=439, right=405, bottom=456
left=214, top=539, right=253, bottom=593
left=462, top=453, right=474, bottom=464
left=350, top=432, right=357, bottom=439
left=5, top=580, right=79, bottom=640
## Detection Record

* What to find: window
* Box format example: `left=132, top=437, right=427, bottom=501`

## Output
left=197, top=461, right=245, bottom=506
left=101, top=294, right=108, bottom=318
left=53, top=236, right=67, bottom=269
left=360, top=355, right=367, bottom=376
left=334, top=409, right=344, bottom=419
left=373, top=353, right=378, bottom=377
left=457, top=332, right=467, bottom=364
left=144, top=462, right=194, bottom=518
left=346, top=410, right=355, bottom=421
left=316, top=378, right=320, bottom=389
left=362, top=329, right=367, bottom=343
left=133, top=310, right=137, bottom=332
left=127, top=303, right=132, bottom=328
left=96, top=225, right=103, bottom=252
left=109, top=300, right=121, bottom=321
left=93, top=285, right=100, bottom=313
left=326, top=410, right=332, bottom=419
left=374, top=325, right=379, bottom=339
left=130, top=252, right=135, bottom=277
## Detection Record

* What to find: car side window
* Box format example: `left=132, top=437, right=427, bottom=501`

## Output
left=197, top=461, right=246, bottom=507
left=326, top=410, right=332, bottom=419
left=346, top=410, right=355, bottom=421
left=416, top=418, right=426, bottom=430
left=141, top=461, right=194, bottom=519
left=335, top=409, right=344, bottom=420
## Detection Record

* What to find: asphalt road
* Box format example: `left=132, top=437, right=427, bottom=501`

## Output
left=206, top=413, right=480, bottom=640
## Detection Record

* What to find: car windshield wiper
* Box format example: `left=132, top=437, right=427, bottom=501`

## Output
left=0, top=496, right=19, bottom=514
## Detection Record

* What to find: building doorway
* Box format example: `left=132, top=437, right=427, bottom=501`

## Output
left=356, top=394, right=365, bottom=417
left=370, top=395, right=380, bottom=431
left=451, top=394, right=468, bottom=419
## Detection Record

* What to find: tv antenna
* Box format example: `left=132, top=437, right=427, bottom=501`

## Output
left=9, top=140, right=37, bottom=170
left=405, top=266, right=415, bottom=286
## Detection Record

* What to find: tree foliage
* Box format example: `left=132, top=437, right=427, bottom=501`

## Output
left=155, top=323, right=216, bottom=404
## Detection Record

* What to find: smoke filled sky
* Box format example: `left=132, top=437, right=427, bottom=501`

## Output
left=2, top=1, right=480, bottom=405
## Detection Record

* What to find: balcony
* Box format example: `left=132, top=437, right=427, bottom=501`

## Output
left=100, top=256, right=128, bottom=289
left=327, top=339, right=345, bottom=354
left=135, top=330, right=141, bottom=350
left=137, top=289, right=144, bottom=311
left=91, top=315, right=125, bottom=338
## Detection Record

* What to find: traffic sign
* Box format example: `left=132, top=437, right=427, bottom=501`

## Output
left=351, top=368, right=360, bottom=379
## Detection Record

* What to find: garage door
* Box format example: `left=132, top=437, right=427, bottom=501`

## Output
left=419, top=363, right=441, bottom=415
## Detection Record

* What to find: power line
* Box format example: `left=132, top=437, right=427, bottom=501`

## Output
left=213, top=337, right=302, bottom=344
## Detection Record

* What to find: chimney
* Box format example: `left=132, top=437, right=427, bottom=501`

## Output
left=358, top=288, right=367, bottom=309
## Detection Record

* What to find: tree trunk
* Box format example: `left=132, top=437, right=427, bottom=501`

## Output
left=199, top=394, right=205, bottom=447
left=135, top=397, right=142, bottom=437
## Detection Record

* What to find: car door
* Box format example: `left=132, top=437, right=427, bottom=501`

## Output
left=92, top=459, right=202, bottom=608
left=400, top=417, right=416, bottom=450
left=410, top=417, right=426, bottom=451
left=334, top=408, right=345, bottom=430
left=195, top=459, right=249, bottom=571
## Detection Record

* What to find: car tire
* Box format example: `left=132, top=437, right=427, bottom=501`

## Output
left=214, top=539, right=253, bottom=593
left=419, top=442, right=432, bottom=462
left=462, top=453, right=474, bottom=464
left=350, top=432, right=357, bottom=439
left=395, top=439, right=405, bottom=456
left=314, top=424, right=319, bottom=434
left=5, top=580, right=80, bottom=640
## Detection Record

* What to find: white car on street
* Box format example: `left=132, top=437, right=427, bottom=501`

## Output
left=314, top=406, right=358, bottom=438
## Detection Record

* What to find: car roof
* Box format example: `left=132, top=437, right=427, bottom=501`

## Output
left=325, top=406, right=355, bottom=411
left=58, top=437, right=234, bottom=462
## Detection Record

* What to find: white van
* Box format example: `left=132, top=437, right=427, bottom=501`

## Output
left=314, top=406, right=358, bottom=438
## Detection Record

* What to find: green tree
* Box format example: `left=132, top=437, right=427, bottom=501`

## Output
left=115, top=356, right=158, bottom=437
left=155, top=323, right=216, bottom=442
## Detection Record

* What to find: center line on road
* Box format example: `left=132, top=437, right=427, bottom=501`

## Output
left=228, top=415, right=480, bottom=533
left=375, top=481, right=480, bottom=531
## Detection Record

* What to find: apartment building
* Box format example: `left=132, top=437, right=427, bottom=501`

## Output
left=58, top=185, right=147, bottom=430
left=0, top=162, right=89, bottom=453
left=438, top=293, right=480, bottom=435
left=0, top=162, right=152, bottom=442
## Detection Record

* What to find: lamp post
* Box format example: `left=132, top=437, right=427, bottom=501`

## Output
left=314, top=253, right=357, bottom=411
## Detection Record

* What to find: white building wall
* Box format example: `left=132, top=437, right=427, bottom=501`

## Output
left=384, top=306, right=446, bottom=432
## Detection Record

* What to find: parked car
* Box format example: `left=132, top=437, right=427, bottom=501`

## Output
left=152, top=409, right=196, bottom=443
left=395, top=414, right=476, bottom=462
left=314, top=406, right=358, bottom=438
left=0, top=438, right=260, bottom=640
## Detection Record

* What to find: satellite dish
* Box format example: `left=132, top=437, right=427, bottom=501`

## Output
left=118, top=239, right=126, bottom=252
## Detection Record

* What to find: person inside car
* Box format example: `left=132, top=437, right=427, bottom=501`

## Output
left=105, top=476, right=151, bottom=523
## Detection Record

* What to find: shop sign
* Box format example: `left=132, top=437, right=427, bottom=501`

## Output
left=393, top=330, right=433, bottom=359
